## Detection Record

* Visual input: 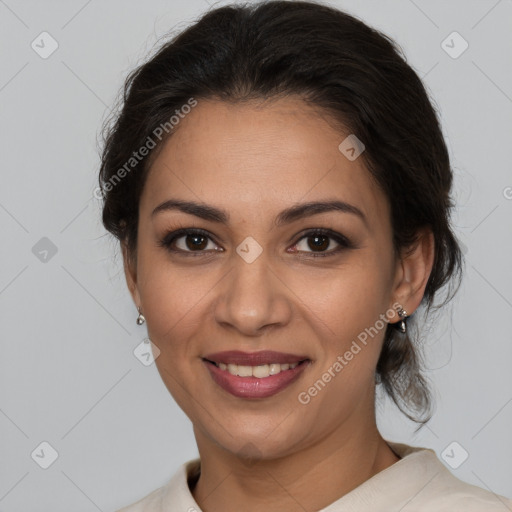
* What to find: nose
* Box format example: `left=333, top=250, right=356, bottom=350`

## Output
left=213, top=249, right=293, bottom=337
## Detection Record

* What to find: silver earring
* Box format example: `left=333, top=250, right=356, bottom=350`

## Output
left=393, top=308, right=408, bottom=333
left=136, top=306, right=145, bottom=325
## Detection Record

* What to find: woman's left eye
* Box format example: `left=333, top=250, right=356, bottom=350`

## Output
left=158, top=228, right=352, bottom=258
left=290, top=229, right=352, bottom=257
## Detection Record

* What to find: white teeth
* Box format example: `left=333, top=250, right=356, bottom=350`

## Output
left=215, top=361, right=302, bottom=377
left=237, top=365, right=253, bottom=377
left=253, top=364, right=270, bottom=378
left=269, top=363, right=280, bottom=375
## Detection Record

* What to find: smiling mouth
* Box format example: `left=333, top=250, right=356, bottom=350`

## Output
left=203, top=358, right=310, bottom=378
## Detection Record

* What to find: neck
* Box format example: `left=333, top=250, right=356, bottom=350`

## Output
left=191, top=415, right=400, bottom=512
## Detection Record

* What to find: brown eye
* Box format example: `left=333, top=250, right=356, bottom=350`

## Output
left=290, top=228, right=352, bottom=258
left=183, top=233, right=209, bottom=251
left=306, top=235, right=330, bottom=252
left=158, top=228, right=222, bottom=255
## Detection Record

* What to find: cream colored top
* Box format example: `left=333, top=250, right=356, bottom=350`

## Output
left=116, top=441, right=512, bottom=511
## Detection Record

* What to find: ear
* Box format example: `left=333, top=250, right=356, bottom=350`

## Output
left=122, top=240, right=141, bottom=308
left=390, top=227, right=435, bottom=321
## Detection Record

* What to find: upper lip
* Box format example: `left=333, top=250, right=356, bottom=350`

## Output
left=203, top=350, right=310, bottom=366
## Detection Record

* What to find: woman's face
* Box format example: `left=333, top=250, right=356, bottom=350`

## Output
left=124, top=97, right=404, bottom=460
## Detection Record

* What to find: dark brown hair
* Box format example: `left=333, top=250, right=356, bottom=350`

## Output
left=98, top=0, right=463, bottom=425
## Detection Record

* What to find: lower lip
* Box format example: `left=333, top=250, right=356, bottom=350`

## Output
left=203, top=359, right=311, bottom=399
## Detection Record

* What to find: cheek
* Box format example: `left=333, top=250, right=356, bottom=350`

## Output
left=141, top=283, right=207, bottom=360
left=295, top=305, right=389, bottom=427
left=287, top=256, right=391, bottom=339
left=135, top=240, right=215, bottom=343
left=290, top=260, right=392, bottom=393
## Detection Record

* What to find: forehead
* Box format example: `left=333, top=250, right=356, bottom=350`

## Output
left=140, top=97, right=389, bottom=229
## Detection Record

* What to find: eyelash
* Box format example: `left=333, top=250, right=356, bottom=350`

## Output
left=157, top=227, right=353, bottom=258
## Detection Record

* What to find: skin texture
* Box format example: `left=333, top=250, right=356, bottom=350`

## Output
left=123, top=97, right=435, bottom=511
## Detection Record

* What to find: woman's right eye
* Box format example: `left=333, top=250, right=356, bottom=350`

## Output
left=158, top=228, right=222, bottom=256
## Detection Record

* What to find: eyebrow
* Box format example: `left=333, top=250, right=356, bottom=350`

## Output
left=151, top=198, right=367, bottom=227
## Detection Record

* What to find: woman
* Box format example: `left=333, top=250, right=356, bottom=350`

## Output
left=98, top=1, right=512, bottom=510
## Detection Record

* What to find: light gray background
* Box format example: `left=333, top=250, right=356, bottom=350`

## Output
left=1, top=0, right=511, bottom=510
